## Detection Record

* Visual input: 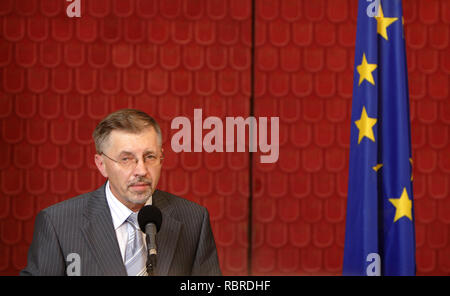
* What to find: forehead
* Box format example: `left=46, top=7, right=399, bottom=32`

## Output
left=105, top=127, right=160, bottom=154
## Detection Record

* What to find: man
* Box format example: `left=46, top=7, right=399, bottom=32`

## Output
left=21, top=109, right=221, bottom=276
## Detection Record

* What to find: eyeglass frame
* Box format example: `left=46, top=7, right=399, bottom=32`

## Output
left=100, top=151, right=164, bottom=169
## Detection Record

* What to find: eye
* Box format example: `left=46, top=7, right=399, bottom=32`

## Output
left=145, top=155, right=157, bottom=161
left=121, top=157, right=133, bottom=164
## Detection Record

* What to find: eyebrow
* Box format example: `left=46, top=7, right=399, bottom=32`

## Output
left=117, top=151, right=134, bottom=157
left=118, top=150, right=157, bottom=157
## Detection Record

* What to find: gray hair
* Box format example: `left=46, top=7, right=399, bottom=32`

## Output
left=92, top=109, right=162, bottom=153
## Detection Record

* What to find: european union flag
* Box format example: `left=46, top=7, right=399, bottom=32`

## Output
left=343, top=0, right=416, bottom=276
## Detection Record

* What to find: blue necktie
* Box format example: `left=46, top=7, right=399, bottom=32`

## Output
left=124, top=212, right=147, bottom=276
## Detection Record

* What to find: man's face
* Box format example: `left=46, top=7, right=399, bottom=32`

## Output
left=94, top=127, right=162, bottom=211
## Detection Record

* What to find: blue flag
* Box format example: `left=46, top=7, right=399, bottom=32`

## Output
left=343, top=0, right=416, bottom=276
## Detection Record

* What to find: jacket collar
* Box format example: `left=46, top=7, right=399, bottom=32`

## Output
left=81, top=183, right=127, bottom=275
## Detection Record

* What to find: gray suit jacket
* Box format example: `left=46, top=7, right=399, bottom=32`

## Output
left=20, top=184, right=221, bottom=276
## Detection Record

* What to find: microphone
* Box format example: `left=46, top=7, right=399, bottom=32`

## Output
left=137, top=205, right=162, bottom=276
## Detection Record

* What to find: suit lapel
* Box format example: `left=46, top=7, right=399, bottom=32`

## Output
left=153, top=190, right=182, bottom=276
left=81, top=184, right=127, bottom=276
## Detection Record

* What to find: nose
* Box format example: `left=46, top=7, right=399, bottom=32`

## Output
left=132, top=157, right=148, bottom=176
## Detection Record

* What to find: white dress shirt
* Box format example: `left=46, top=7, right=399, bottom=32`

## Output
left=105, top=180, right=152, bottom=261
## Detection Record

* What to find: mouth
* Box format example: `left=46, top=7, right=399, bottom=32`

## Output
left=129, top=182, right=151, bottom=191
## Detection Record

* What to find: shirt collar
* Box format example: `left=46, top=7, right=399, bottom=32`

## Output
left=105, top=180, right=153, bottom=230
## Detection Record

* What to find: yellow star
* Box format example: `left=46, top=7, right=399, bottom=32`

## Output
left=372, top=164, right=383, bottom=172
left=354, top=106, right=377, bottom=144
left=375, top=4, right=398, bottom=40
left=389, top=188, right=413, bottom=223
left=357, top=53, right=377, bottom=86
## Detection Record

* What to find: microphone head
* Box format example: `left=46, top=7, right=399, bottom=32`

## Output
left=137, top=205, right=162, bottom=233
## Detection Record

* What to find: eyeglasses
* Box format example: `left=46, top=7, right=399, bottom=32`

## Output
left=101, top=152, right=164, bottom=169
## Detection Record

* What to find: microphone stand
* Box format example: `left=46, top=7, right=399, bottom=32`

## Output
left=146, top=253, right=156, bottom=276
left=145, top=235, right=156, bottom=276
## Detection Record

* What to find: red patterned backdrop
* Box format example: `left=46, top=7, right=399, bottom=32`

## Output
left=0, top=0, right=449, bottom=276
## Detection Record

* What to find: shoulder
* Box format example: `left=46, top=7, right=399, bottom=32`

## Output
left=43, top=194, right=87, bottom=213
left=40, top=186, right=103, bottom=220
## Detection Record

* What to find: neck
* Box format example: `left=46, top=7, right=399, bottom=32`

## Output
left=127, top=203, right=145, bottom=213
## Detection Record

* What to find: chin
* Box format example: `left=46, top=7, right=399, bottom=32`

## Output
left=130, top=193, right=151, bottom=204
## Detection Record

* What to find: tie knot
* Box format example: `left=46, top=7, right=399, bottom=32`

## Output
left=127, top=212, right=139, bottom=228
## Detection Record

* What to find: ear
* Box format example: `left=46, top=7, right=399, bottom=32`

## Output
left=94, top=154, right=108, bottom=178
